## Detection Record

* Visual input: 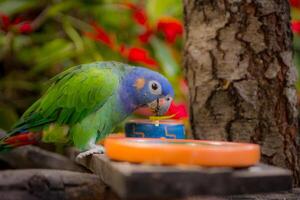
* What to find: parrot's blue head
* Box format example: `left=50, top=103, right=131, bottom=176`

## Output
left=119, top=67, right=174, bottom=115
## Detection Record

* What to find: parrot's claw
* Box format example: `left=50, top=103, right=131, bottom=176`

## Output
left=76, top=145, right=105, bottom=160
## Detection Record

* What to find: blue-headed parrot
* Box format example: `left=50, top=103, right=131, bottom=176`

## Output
left=0, top=61, right=174, bottom=158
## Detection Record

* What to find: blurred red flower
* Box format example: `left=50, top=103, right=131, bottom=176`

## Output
left=119, top=45, right=158, bottom=68
left=0, top=13, right=32, bottom=34
left=138, top=28, right=153, bottom=43
left=1, top=14, right=11, bottom=31
left=84, top=20, right=158, bottom=68
left=123, top=2, right=154, bottom=43
left=85, top=22, right=114, bottom=48
left=132, top=7, right=147, bottom=25
left=124, top=3, right=184, bottom=44
left=166, top=101, right=188, bottom=119
left=157, top=17, right=183, bottom=43
left=292, top=20, right=300, bottom=34
left=123, top=3, right=148, bottom=25
left=290, top=0, right=300, bottom=8
left=19, top=22, right=32, bottom=33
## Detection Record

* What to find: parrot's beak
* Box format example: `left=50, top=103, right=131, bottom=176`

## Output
left=147, top=96, right=173, bottom=116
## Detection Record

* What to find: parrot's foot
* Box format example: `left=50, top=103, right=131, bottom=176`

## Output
left=76, top=145, right=105, bottom=160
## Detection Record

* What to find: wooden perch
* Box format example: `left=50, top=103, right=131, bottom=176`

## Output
left=0, top=169, right=119, bottom=200
left=76, top=154, right=293, bottom=199
left=0, top=146, right=86, bottom=172
left=0, top=168, right=298, bottom=200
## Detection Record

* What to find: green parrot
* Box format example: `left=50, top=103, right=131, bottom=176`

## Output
left=0, top=61, right=174, bottom=158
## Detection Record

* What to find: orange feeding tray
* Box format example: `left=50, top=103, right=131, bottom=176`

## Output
left=104, top=137, right=260, bottom=167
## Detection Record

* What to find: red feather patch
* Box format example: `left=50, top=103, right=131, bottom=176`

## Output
left=5, top=132, right=37, bottom=147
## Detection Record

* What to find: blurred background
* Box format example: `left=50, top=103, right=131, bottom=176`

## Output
left=292, top=1, right=300, bottom=90
left=0, top=0, right=188, bottom=132
left=0, top=0, right=299, bottom=132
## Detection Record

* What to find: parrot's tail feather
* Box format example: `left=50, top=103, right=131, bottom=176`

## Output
left=0, top=132, right=38, bottom=152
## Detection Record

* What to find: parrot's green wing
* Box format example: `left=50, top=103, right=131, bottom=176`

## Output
left=10, top=63, right=120, bottom=135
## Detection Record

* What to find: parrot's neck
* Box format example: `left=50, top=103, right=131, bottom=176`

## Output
left=106, top=93, right=131, bottom=124
left=117, top=70, right=140, bottom=114
left=117, top=90, right=138, bottom=114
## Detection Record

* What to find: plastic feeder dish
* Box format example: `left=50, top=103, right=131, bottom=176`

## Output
left=105, top=137, right=261, bottom=167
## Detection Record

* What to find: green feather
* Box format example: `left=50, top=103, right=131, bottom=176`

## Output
left=7, top=62, right=130, bottom=150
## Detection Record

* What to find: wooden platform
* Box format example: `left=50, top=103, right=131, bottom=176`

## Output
left=0, top=169, right=106, bottom=200
left=77, top=154, right=292, bottom=199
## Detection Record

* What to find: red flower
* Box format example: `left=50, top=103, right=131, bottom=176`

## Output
left=292, top=20, right=300, bottom=34
left=85, top=22, right=114, bottom=48
left=19, top=22, right=32, bottom=33
left=133, top=8, right=147, bottom=25
left=1, top=14, right=10, bottom=31
left=138, top=28, right=153, bottom=43
left=123, top=2, right=154, bottom=43
left=166, top=102, right=188, bottom=119
left=0, top=13, right=32, bottom=34
left=157, top=17, right=183, bottom=43
left=119, top=45, right=158, bottom=68
left=123, top=3, right=147, bottom=26
left=290, top=0, right=300, bottom=8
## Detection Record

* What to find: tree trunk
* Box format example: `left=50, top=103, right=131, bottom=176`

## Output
left=183, top=0, right=300, bottom=184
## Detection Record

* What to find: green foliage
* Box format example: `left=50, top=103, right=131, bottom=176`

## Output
left=292, top=8, right=300, bottom=90
left=0, top=0, right=37, bottom=15
left=150, top=37, right=180, bottom=80
left=146, top=0, right=182, bottom=23
left=0, top=106, right=18, bottom=130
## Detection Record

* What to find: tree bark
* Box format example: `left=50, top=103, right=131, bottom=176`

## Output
left=183, top=0, right=300, bottom=184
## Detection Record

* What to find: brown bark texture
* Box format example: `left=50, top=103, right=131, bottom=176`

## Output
left=183, top=0, right=300, bottom=184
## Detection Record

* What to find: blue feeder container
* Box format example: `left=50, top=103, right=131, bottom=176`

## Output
left=125, top=119, right=185, bottom=139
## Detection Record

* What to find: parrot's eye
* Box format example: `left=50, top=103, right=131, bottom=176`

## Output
left=152, top=83, right=158, bottom=90
left=148, top=80, right=162, bottom=95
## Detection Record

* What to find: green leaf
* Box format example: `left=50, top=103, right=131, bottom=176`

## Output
left=63, top=20, right=84, bottom=52
left=82, top=37, right=103, bottom=61
left=90, top=4, right=132, bottom=30
left=293, top=35, right=300, bottom=51
left=291, top=8, right=300, bottom=21
left=31, top=39, right=75, bottom=74
left=13, top=35, right=31, bottom=51
left=0, top=105, right=18, bottom=131
left=47, top=1, right=76, bottom=17
left=146, top=0, right=182, bottom=24
left=0, top=0, right=38, bottom=15
left=0, top=34, right=6, bottom=59
left=150, top=37, right=179, bottom=79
